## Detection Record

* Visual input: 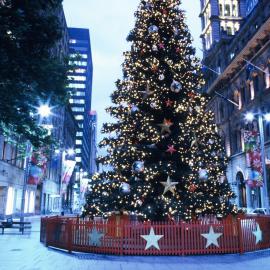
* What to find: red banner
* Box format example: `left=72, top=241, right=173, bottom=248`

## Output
left=244, top=130, right=263, bottom=187
left=28, top=150, right=47, bottom=185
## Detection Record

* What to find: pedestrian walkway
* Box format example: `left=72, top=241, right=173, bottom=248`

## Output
left=0, top=216, right=270, bottom=270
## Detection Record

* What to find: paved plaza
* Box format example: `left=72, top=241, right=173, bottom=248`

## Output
left=0, top=217, right=270, bottom=270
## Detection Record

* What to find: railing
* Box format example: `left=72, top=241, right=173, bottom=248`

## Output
left=40, top=215, right=270, bottom=256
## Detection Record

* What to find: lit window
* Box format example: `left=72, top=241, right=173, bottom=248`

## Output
left=29, top=191, right=35, bottom=213
left=76, top=140, right=82, bottom=145
left=78, top=123, right=83, bottom=128
left=250, top=81, right=255, bottom=100
left=68, top=83, right=86, bottom=89
left=75, top=68, right=86, bottom=74
left=76, top=149, right=82, bottom=154
left=76, top=132, right=83, bottom=137
left=74, top=91, right=85, bottom=97
left=265, top=67, right=270, bottom=89
left=6, top=186, right=14, bottom=215
left=75, top=115, right=84, bottom=121
left=72, top=99, right=85, bottom=105
left=70, top=76, right=86, bottom=82
left=234, top=90, right=242, bottom=110
left=72, top=107, right=84, bottom=112
left=69, top=60, right=87, bottom=66
left=76, top=157, right=82, bottom=162
left=69, top=39, right=77, bottom=44
left=232, top=4, right=238, bottom=17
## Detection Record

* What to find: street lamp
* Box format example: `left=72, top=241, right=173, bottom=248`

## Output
left=37, top=104, right=52, bottom=118
left=20, top=104, right=52, bottom=224
left=245, top=111, right=270, bottom=214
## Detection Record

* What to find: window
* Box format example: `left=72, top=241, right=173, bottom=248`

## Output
left=69, top=60, right=87, bottom=66
left=232, top=4, right=238, bottom=17
left=265, top=67, right=270, bottom=89
left=205, top=27, right=212, bottom=50
left=72, top=107, right=84, bottom=112
left=219, top=4, right=223, bottom=15
left=75, top=115, right=84, bottom=121
left=76, top=149, right=82, bottom=154
left=76, top=140, right=82, bottom=145
left=6, top=187, right=14, bottom=215
left=69, top=99, right=85, bottom=105
left=76, top=157, right=82, bottom=162
left=74, top=91, right=85, bottom=97
left=68, top=76, right=86, bottom=82
left=68, top=83, right=86, bottom=89
left=227, top=26, right=233, bottom=36
left=225, top=4, right=230, bottom=16
left=1, top=140, right=7, bottom=160
left=69, top=39, right=77, bottom=44
left=76, top=132, right=83, bottom=137
left=249, top=81, right=255, bottom=100
left=234, top=90, right=242, bottom=110
left=219, top=103, right=224, bottom=120
left=75, top=68, right=86, bottom=74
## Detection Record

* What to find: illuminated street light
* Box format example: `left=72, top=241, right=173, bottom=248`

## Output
left=38, top=104, right=52, bottom=118
left=245, top=112, right=255, bottom=122
left=264, top=113, right=270, bottom=122
left=67, top=148, right=75, bottom=156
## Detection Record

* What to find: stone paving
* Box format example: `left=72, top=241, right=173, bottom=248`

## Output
left=0, top=216, right=270, bottom=270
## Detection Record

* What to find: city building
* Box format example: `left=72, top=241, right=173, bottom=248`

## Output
left=200, top=0, right=270, bottom=210
left=0, top=5, right=77, bottom=218
left=67, top=28, right=94, bottom=173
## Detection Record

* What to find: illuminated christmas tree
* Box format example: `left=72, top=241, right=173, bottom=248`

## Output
left=83, top=0, right=237, bottom=221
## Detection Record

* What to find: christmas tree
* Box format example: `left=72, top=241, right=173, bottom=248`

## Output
left=84, top=0, right=237, bottom=221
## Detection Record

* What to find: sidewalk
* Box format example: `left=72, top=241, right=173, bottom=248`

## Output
left=0, top=216, right=270, bottom=270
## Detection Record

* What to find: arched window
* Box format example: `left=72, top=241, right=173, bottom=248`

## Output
left=236, top=172, right=247, bottom=208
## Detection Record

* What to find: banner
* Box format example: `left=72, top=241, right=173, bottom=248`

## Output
left=243, top=130, right=263, bottom=187
left=80, top=178, right=90, bottom=195
left=61, top=159, right=76, bottom=194
left=28, top=150, right=48, bottom=185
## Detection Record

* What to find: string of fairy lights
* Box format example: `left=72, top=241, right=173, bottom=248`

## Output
left=83, top=0, right=237, bottom=221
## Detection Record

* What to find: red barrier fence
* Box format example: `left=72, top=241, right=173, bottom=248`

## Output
left=40, top=215, right=270, bottom=256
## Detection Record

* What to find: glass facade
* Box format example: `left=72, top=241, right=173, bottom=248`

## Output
left=68, top=28, right=93, bottom=173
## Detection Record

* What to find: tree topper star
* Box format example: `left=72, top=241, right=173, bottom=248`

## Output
left=161, top=176, right=178, bottom=195
left=140, top=227, right=163, bottom=250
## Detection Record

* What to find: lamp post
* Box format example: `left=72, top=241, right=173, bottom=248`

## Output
left=20, top=104, right=52, bottom=224
left=245, top=111, right=270, bottom=214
